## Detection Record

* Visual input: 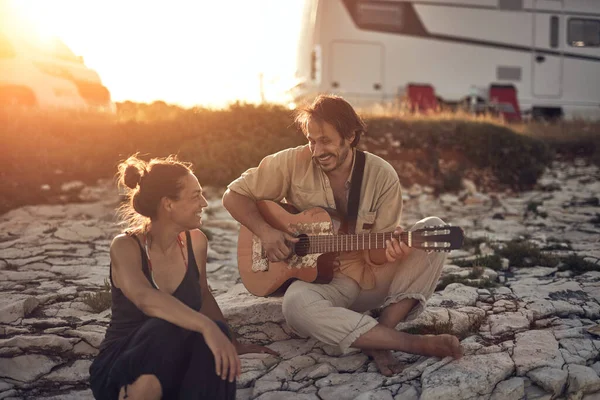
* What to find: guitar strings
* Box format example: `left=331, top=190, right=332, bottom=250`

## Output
left=297, top=234, right=399, bottom=245
left=294, top=232, right=414, bottom=252
left=292, top=231, right=439, bottom=253
left=286, top=227, right=458, bottom=254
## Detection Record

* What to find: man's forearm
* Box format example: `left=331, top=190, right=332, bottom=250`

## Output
left=222, top=189, right=272, bottom=237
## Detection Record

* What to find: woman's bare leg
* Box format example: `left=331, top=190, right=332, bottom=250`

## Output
left=118, top=374, right=162, bottom=400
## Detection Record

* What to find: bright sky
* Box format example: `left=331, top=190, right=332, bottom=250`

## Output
left=6, top=0, right=304, bottom=107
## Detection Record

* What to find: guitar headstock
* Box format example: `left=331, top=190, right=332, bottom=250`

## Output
left=408, top=225, right=464, bottom=252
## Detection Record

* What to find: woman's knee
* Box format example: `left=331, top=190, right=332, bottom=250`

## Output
left=140, top=318, right=184, bottom=336
left=119, top=374, right=161, bottom=400
left=136, top=318, right=188, bottom=347
left=187, top=321, right=233, bottom=357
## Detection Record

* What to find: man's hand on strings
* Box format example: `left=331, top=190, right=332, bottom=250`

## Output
left=385, top=227, right=412, bottom=263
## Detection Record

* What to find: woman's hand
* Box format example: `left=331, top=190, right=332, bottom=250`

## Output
left=203, top=322, right=241, bottom=382
left=235, top=341, right=279, bottom=356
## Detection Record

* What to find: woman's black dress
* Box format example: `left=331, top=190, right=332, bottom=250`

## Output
left=89, top=231, right=235, bottom=400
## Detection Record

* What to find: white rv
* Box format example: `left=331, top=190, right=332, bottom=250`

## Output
left=289, top=0, right=600, bottom=119
left=0, top=8, right=115, bottom=113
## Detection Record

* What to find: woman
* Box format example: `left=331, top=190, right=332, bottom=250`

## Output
left=89, top=154, right=275, bottom=400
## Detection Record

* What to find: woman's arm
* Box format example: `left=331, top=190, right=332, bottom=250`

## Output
left=111, top=233, right=241, bottom=381
left=111, top=234, right=214, bottom=332
left=190, top=229, right=278, bottom=355
left=186, top=230, right=229, bottom=324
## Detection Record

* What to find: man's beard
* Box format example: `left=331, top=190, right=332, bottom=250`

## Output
left=315, top=148, right=350, bottom=172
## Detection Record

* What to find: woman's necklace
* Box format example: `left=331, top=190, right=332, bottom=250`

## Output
left=143, top=232, right=188, bottom=290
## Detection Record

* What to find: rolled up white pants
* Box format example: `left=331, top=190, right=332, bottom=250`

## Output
left=281, top=216, right=448, bottom=351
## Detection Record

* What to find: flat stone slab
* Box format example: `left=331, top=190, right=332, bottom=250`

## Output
left=1, top=161, right=600, bottom=399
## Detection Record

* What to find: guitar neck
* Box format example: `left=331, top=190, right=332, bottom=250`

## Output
left=306, top=232, right=407, bottom=254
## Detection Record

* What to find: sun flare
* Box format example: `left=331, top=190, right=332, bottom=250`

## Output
left=4, top=0, right=303, bottom=107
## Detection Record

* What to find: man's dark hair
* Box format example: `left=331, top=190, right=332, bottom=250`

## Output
left=294, top=95, right=366, bottom=147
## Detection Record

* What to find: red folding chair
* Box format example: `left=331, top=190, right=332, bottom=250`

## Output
left=406, top=84, right=438, bottom=113
left=489, top=85, right=522, bottom=122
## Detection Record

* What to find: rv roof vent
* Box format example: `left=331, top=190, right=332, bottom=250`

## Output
left=497, top=66, right=522, bottom=81
left=498, top=0, right=523, bottom=11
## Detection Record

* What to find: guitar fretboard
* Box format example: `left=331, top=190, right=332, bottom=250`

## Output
left=303, top=232, right=408, bottom=254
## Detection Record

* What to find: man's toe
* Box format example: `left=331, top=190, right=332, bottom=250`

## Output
left=378, top=364, right=393, bottom=376
left=391, top=362, right=406, bottom=374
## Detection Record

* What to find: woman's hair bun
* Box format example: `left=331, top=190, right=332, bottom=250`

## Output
left=123, top=164, right=143, bottom=189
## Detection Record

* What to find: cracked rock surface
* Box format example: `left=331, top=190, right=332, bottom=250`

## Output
left=1, top=159, right=599, bottom=399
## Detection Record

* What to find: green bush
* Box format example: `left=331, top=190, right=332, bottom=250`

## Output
left=494, top=239, right=558, bottom=268
left=2, top=101, right=595, bottom=215
left=455, top=254, right=503, bottom=270
left=82, top=278, right=112, bottom=313
left=557, top=254, right=599, bottom=275
left=461, top=237, right=489, bottom=254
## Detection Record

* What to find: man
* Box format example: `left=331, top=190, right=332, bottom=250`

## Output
left=222, top=95, right=462, bottom=376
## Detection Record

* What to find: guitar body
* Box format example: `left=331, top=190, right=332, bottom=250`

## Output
left=237, top=201, right=340, bottom=297
left=237, top=200, right=464, bottom=297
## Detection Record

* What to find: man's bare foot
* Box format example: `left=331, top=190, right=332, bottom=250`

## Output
left=364, top=349, right=406, bottom=377
left=419, top=334, right=463, bottom=359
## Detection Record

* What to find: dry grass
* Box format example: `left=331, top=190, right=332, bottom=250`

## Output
left=1, top=101, right=598, bottom=215
left=363, top=103, right=600, bottom=164
left=81, top=278, right=112, bottom=313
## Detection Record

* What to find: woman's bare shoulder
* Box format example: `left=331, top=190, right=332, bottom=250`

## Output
left=110, top=233, right=140, bottom=258
left=188, top=229, right=208, bottom=250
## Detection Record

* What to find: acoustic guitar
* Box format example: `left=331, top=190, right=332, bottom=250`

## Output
left=237, top=200, right=464, bottom=297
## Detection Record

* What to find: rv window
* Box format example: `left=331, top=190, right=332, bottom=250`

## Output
left=498, top=0, right=523, bottom=11
left=568, top=18, right=600, bottom=47
left=343, top=0, right=427, bottom=36
left=550, top=16, right=559, bottom=48
left=356, top=2, right=403, bottom=29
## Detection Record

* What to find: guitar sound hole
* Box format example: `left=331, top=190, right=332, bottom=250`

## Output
left=294, top=234, right=310, bottom=257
